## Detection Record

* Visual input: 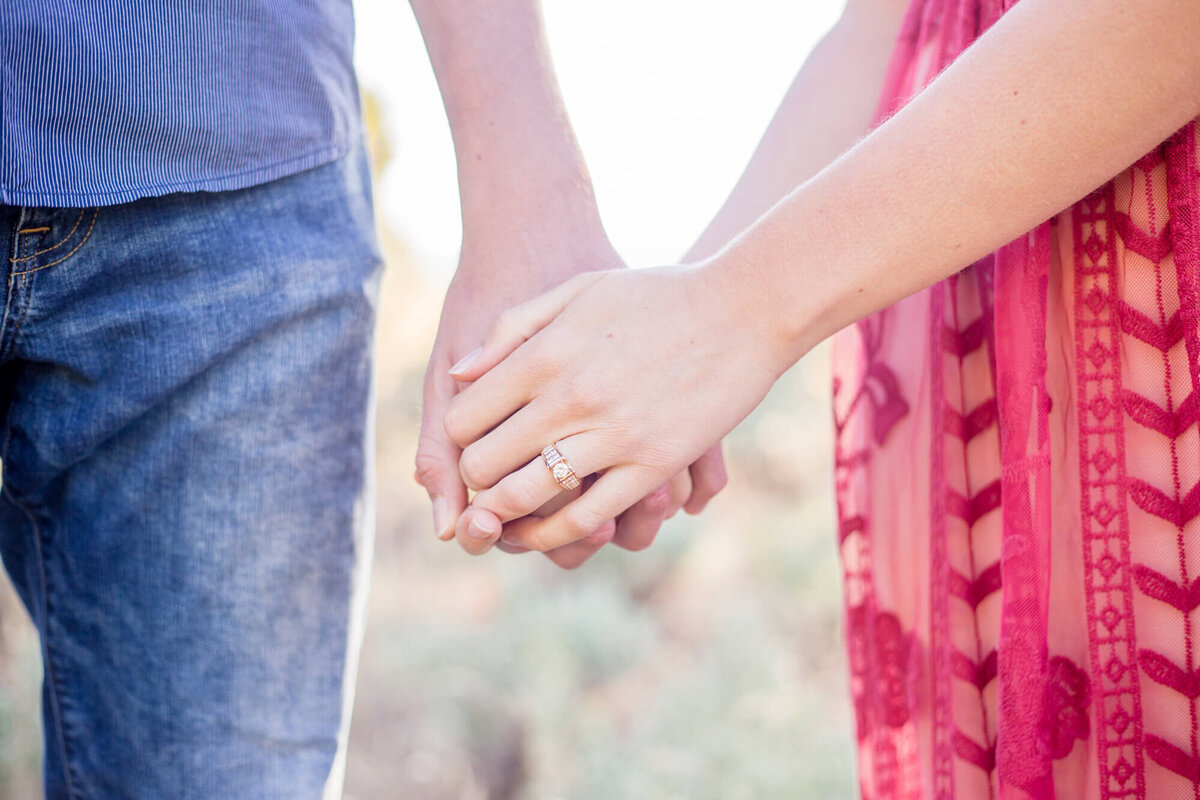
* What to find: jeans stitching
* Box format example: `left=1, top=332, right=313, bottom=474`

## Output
left=0, top=210, right=30, bottom=363
left=10, top=208, right=98, bottom=277
left=0, top=449, right=82, bottom=800
left=4, top=275, right=34, bottom=359
left=0, top=211, right=33, bottom=364
left=0, top=252, right=81, bottom=795
left=9, top=209, right=85, bottom=262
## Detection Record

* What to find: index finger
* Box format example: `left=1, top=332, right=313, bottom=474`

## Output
left=442, top=344, right=536, bottom=451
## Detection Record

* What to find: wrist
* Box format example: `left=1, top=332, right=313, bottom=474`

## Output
left=460, top=164, right=605, bottom=243
left=698, top=241, right=822, bottom=378
left=455, top=199, right=620, bottom=290
left=453, top=99, right=600, bottom=228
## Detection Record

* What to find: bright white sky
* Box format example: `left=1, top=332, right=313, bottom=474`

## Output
left=353, top=0, right=845, bottom=279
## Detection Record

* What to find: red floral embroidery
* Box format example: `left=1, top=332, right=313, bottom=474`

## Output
left=832, top=1, right=1200, bottom=795
left=860, top=318, right=910, bottom=446
left=1042, top=656, right=1091, bottom=759
left=876, top=612, right=912, bottom=728
left=846, top=603, right=872, bottom=742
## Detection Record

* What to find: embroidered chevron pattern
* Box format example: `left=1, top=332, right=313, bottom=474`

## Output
left=1147, top=734, right=1200, bottom=783
left=953, top=648, right=998, bottom=690
left=1116, top=129, right=1200, bottom=799
left=1122, top=390, right=1199, bottom=438
left=1119, top=302, right=1183, bottom=351
left=943, top=317, right=987, bottom=358
left=946, top=480, right=1002, bottom=526
left=1114, top=212, right=1173, bottom=264
left=1127, top=479, right=1200, bottom=527
left=829, top=28, right=1200, bottom=800
left=949, top=562, right=1003, bottom=610
left=953, top=730, right=995, bottom=772
left=1138, top=649, right=1200, bottom=698
left=940, top=280, right=1005, bottom=786
left=945, top=399, right=998, bottom=442
left=1132, top=565, right=1200, bottom=612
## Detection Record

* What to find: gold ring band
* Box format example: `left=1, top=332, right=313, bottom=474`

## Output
left=542, top=443, right=581, bottom=490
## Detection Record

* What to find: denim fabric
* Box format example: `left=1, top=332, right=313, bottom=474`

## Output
left=0, top=140, right=382, bottom=799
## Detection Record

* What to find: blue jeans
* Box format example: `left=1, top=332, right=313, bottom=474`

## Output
left=0, top=142, right=382, bottom=799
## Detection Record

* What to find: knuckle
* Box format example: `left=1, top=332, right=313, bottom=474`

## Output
left=442, top=403, right=468, bottom=446
left=525, top=340, right=566, bottom=387
left=641, top=484, right=672, bottom=516
left=414, top=448, right=446, bottom=487
left=566, top=505, right=609, bottom=540
left=620, top=532, right=656, bottom=552
left=492, top=308, right=531, bottom=347
left=557, top=377, right=596, bottom=416
left=698, top=477, right=727, bottom=498
left=457, top=448, right=491, bottom=490
left=488, top=311, right=513, bottom=343
left=696, top=461, right=728, bottom=494
left=500, top=478, right=542, bottom=517
left=615, top=518, right=656, bottom=551
left=521, top=531, right=551, bottom=552
left=586, top=521, right=616, bottom=547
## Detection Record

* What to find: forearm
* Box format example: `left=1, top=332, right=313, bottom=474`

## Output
left=713, top=0, right=1200, bottom=364
left=685, top=0, right=907, bottom=261
left=409, top=0, right=604, bottom=243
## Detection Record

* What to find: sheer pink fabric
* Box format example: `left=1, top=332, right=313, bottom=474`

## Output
left=831, top=1, right=1200, bottom=798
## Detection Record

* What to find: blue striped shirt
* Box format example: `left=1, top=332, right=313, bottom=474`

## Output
left=0, top=1, right=361, bottom=207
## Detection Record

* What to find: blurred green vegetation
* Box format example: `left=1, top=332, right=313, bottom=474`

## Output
left=347, top=332, right=853, bottom=799
left=0, top=94, right=854, bottom=799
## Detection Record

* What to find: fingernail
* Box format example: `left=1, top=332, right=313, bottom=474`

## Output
left=468, top=516, right=497, bottom=540
left=433, top=497, right=451, bottom=539
left=449, top=346, right=482, bottom=376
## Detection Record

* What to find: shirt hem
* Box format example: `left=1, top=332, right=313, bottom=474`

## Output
left=0, top=141, right=354, bottom=208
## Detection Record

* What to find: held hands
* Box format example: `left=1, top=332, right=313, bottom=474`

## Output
left=408, top=0, right=736, bottom=566
left=443, top=263, right=783, bottom=555
left=417, top=230, right=729, bottom=568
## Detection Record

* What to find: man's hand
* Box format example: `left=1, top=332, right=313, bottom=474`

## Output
left=409, top=0, right=728, bottom=566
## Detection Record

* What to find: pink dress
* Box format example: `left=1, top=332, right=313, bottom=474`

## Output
left=831, top=1, right=1200, bottom=798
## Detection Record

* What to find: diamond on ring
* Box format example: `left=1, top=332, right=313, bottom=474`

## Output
left=542, top=444, right=581, bottom=490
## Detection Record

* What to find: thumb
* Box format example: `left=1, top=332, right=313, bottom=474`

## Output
left=447, top=271, right=607, bottom=382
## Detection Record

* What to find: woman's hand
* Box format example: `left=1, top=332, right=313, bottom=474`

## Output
left=417, top=235, right=730, bottom=568
left=415, top=234, right=612, bottom=545
left=444, top=263, right=785, bottom=553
